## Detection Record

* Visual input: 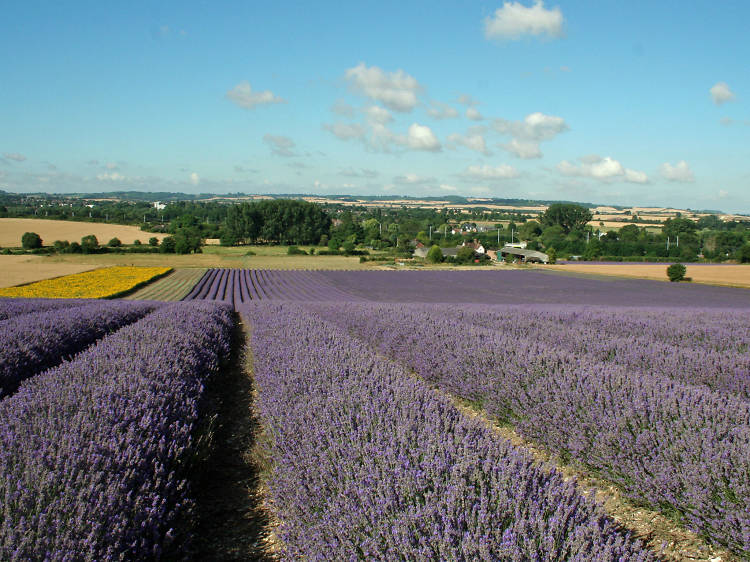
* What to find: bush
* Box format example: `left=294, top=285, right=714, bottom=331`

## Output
left=81, top=235, right=99, bottom=254
left=244, top=250, right=256, bottom=256
left=547, top=248, right=557, bottom=264
left=53, top=240, right=70, bottom=253
left=149, top=237, right=159, bottom=247
left=133, top=239, right=142, bottom=246
left=108, top=237, right=122, bottom=248
left=287, top=245, right=307, bottom=255
left=667, top=263, right=687, bottom=282
left=21, top=232, right=42, bottom=250
left=426, top=245, right=444, bottom=264
left=68, top=242, right=83, bottom=254
left=160, top=236, right=176, bottom=254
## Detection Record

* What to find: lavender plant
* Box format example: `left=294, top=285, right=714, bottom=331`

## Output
left=0, top=301, right=233, bottom=560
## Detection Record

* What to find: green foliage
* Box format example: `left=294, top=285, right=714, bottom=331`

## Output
left=341, top=240, right=356, bottom=255
left=159, top=236, right=176, bottom=253
left=426, top=245, right=444, bottom=264
left=108, top=237, right=122, bottom=248
left=319, top=234, right=329, bottom=247
left=739, top=243, right=750, bottom=263
left=456, top=246, right=477, bottom=264
left=21, top=232, right=42, bottom=249
left=540, top=204, right=592, bottom=234
left=68, top=241, right=82, bottom=254
left=80, top=235, right=99, bottom=254
left=173, top=226, right=202, bottom=254
left=148, top=237, right=159, bottom=247
left=224, top=200, right=331, bottom=245
left=547, top=247, right=557, bottom=264
left=504, top=252, right=514, bottom=264
left=287, top=245, right=307, bottom=255
left=667, top=263, right=687, bottom=282
left=52, top=240, right=70, bottom=252
left=133, top=239, right=142, bottom=246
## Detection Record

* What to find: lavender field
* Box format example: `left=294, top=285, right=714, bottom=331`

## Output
left=2, top=267, right=748, bottom=559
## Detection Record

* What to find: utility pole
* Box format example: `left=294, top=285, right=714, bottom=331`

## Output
left=429, top=225, right=432, bottom=240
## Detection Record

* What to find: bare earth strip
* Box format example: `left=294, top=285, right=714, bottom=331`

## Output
left=0, top=218, right=166, bottom=247
left=538, top=263, right=750, bottom=288
left=0, top=255, right=96, bottom=288
left=125, top=268, right=207, bottom=301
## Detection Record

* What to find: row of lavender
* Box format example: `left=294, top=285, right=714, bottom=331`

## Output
left=0, top=300, right=158, bottom=398
left=304, top=302, right=750, bottom=555
left=246, top=301, right=654, bottom=560
left=0, top=301, right=233, bottom=559
left=183, top=268, right=362, bottom=303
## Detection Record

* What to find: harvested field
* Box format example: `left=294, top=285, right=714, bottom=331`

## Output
left=125, top=268, right=207, bottom=301
left=539, top=263, right=750, bottom=288
left=0, top=255, right=96, bottom=288
left=0, top=218, right=166, bottom=247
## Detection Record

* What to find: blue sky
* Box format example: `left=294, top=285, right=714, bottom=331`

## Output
left=1, top=1, right=749, bottom=212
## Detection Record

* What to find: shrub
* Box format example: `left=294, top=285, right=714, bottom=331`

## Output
left=52, top=240, right=70, bottom=253
left=81, top=235, right=99, bottom=254
left=547, top=248, right=557, bottom=264
left=667, top=263, right=687, bottom=282
left=149, top=237, right=159, bottom=247
left=133, top=239, right=142, bottom=246
left=108, top=237, right=122, bottom=248
left=160, top=236, right=176, bottom=254
left=287, top=245, right=307, bottom=255
left=21, top=232, right=42, bottom=250
left=426, top=245, right=444, bottom=264
left=68, top=242, right=82, bottom=254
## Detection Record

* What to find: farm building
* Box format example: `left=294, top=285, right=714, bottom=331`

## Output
left=499, top=245, right=549, bottom=264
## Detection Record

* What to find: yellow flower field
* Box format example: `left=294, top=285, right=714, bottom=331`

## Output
left=0, top=266, right=172, bottom=299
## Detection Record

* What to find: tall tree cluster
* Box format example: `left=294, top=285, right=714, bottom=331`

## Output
left=221, top=200, right=331, bottom=245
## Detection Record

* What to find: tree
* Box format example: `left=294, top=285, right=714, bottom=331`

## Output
left=547, top=247, right=557, bottom=264
left=160, top=236, right=176, bottom=253
left=52, top=240, right=69, bottom=252
left=149, top=237, right=159, bottom=247
left=456, top=246, right=476, bottom=264
left=667, top=263, right=687, bottom=282
left=739, top=243, right=750, bottom=263
left=540, top=204, right=592, bottom=234
left=81, top=235, right=99, bottom=254
left=426, top=245, right=443, bottom=264
left=108, top=237, right=122, bottom=247
left=21, top=232, right=42, bottom=249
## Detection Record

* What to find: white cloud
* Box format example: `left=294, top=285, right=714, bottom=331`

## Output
left=447, top=128, right=491, bottom=155
left=660, top=160, right=694, bottom=182
left=456, top=94, right=480, bottom=106
left=393, top=173, right=435, bottom=184
left=427, top=101, right=459, bottom=119
left=502, top=139, right=542, bottom=159
left=466, top=107, right=484, bottom=121
left=484, top=1, right=564, bottom=40
left=464, top=164, right=519, bottom=180
left=226, top=81, right=285, bottom=109
left=710, top=82, right=735, bottom=106
left=263, top=134, right=297, bottom=157
left=718, top=189, right=729, bottom=199
left=3, top=153, right=26, bottom=162
left=405, top=123, right=441, bottom=151
left=190, top=172, right=200, bottom=185
left=345, top=62, right=421, bottom=112
left=96, top=172, right=125, bottom=181
left=324, top=122, right=366, bottom=141
left=365, top=105, right=393, bottom=124
left=338, top=167, right=379, bottom=178
left=439, top=184, right=458, bottom=191
left=556, top=155, right=648, bottom=183
left=493, top=112, right=568, bottom=141
left=331, top=99, right=355, bottom=117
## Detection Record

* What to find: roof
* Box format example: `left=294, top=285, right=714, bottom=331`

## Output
left=499, top=246, right=549, bottom=262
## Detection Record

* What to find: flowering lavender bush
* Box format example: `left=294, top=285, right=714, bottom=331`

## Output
left=0, top=300, right=158, bottom=398
left=305, top=302, right=750, bottom=555
left=0, top=297, right=88, bottom=322
left=246, top=302, right=653, bottom=560
left=0, top=301, right=233, bottom=560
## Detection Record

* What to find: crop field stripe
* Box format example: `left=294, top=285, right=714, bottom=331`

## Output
left=250, top=269, right=268, bottom=300
left=182, top=269, right=210, bottom=300
left=0, top=298, right=91, bottom=321
left=0, top=300, right=159, bottom=400
left=244, top=301, right=653, bottom=559
left=303, top=301, right=750, bottom=555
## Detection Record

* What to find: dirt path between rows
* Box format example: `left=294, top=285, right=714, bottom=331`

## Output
left=191, top=316, right=276, bottom=560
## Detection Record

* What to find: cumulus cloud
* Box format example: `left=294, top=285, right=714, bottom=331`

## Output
left=331, top=99, right=355, bottom=117
left=324, top=122, right=366, bottom=141
left=393, top=173, right=436, bottom=184
left=556, top=155, right=648, bottom=183
left=226, top=81, right=285, bottom=109
left=365, top=105, right=393, bottom=124
left=466, top=107, right=484, bottom=121
left=263, top=134, right=297, bottom=157
left=660, top=160, right=694, bottom=182
left=96, top=172, right=125, bottom=181
left=439, top=184, right=458, bottom=191
left=405, top=123, right=441, bottom=151
left=710, top=82, right=735, bottom=106
left=456, top=94, right=480, bottom=106
left=484, top=1, right=564, bottom=40
left=338, top=167, right=379, bottom=178
left=3, top=153, right=26, bottom=162
left=447, top=128, right=491, bottom=155
left=502, top=139, right=542, bottom=159
left=463, top=164, right=519, bottom=180
left=345, top=62, right=421, bottom=112
left=427, top=101, right=459, bottom=119
left=189, top=172, right=200, bottom=185
left=492, top=111, right=568, bottom=158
